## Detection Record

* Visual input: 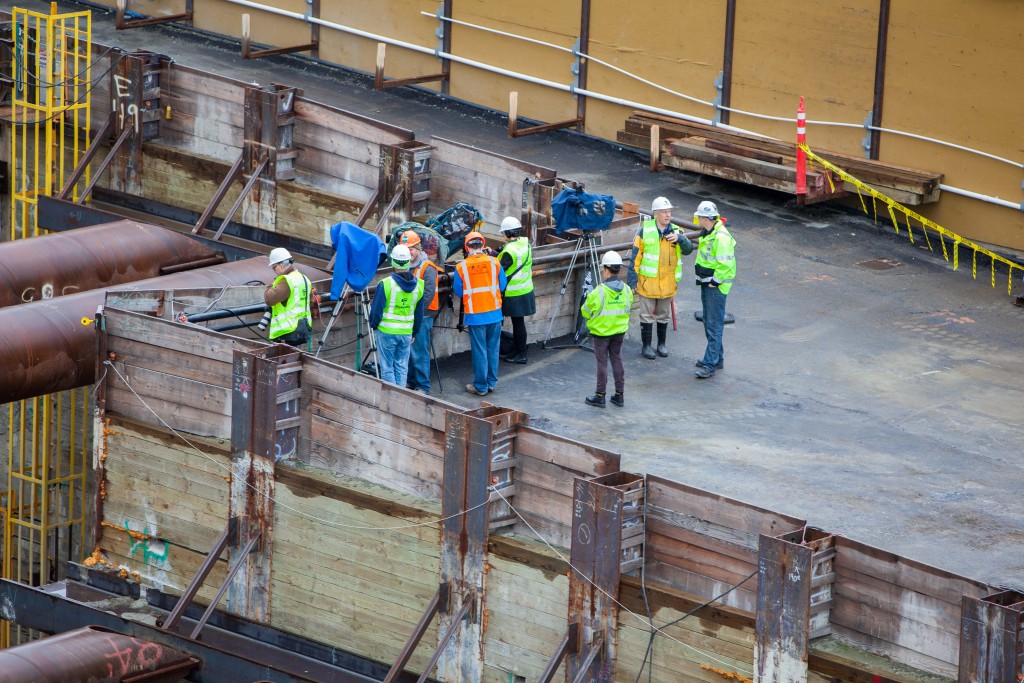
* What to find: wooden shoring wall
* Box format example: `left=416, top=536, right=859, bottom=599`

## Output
left=829, top=536, right=991, bottom=679
left=91, top=301, right=1007, bottom=683
left=643, top=476, right=805, bottom=614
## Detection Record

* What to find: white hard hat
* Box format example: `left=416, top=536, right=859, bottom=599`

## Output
left=390, top=243, right=412, bottom=269
left=601, top=251, right=623, bottom=267
left=694, top=200, right=719, bottom=218
left=268, top=247, right=293, bottom=266
left=651, top=196, right=673, bottom=212
left=500, top=216, right=523, bottom=233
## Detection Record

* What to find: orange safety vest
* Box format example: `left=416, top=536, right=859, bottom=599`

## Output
left=414, top=260, right=440, bottom=312
left=456, top=254, right=502, bottom=315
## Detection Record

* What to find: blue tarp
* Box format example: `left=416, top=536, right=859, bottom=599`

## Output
left=329, top=222, right=386, bottom=298
left=551, top=188, right=615, bottom=234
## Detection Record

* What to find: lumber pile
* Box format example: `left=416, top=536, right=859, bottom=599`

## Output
left=618, top=112, right=942, bottom=206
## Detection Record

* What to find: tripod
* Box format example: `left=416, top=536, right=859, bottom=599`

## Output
left=540, top=231, right=602, bottom=352
left=353, top=289, right=381, bottom=379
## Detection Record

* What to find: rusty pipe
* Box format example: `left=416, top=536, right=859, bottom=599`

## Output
left=0, top=625, right=198, bottom=683
left=0, top=220, right=224, bottom=309
left=0, top=258, right=328, bottom=403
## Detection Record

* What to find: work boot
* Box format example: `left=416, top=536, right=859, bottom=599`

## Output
left=694, top=366, right=716, bottom=379
left=656, top=322, right=669, bottom=357
left=640, top=323, right=656, bottom=360
left=503, top=350, right=527, bottom=364
left=695, top=359, right=724, bottom=370
left=610, top=392, right=624, bottom=407
left=585, top=393, right=606, bottom=408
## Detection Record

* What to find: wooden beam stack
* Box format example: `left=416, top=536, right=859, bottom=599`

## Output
left=618, top=112, right=943, bottom=206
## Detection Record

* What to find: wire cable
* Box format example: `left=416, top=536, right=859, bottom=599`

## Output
left=103, top=360, right=492, bottom=533
left=1, top=51, right=125, bottom=126
left=488, top=486, right=755, bottom=678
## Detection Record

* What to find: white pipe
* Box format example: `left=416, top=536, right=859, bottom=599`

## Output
left=939, top=184, right=1023, bottom=211
left=226, top=0, right=1024, bottom=202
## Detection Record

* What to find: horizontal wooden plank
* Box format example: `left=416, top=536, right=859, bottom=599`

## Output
left=105, top=386, right=230, bottom=438
left=515, top=425, right=620, bottom=477
left=828, top=623, right=957, bottom=680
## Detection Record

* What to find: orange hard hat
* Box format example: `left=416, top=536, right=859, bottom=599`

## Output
left=465, top=231, right=485, bottom=247
left=399, top=230, right=421, bottom=247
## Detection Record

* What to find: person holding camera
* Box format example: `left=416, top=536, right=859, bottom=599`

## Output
left=626, top=197, right=693, bottom=360
left=262, top=248, right=313, bottom=348
left=581, top=251, right=633, bottom=408
left=370, top=244, right=425, bottom=388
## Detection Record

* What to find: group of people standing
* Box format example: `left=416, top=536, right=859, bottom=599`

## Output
left=261, top=195, right=735, bottom=406
left=582, top=196, right=736, bottom=407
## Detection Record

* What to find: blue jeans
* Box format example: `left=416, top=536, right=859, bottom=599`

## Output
left=468, top=321, right=501, bottom=393
left=700, top=285, right=727, bottom=369
left=376, top=332, right=412, bottom=387
left=407, top=316, right=434, bottom=391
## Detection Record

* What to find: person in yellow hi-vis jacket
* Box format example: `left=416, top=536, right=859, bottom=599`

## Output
left=581, top=251, right=633, bottom=408
left=692, top=201, right=736, bottom=379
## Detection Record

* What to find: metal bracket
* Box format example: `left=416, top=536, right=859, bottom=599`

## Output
left=712, top=71, right=724, bottom=125
left=570, top=38, right=582, bottom=96
left=861, top=110, right=873, bottom=159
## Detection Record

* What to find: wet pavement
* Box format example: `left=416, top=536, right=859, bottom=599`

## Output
left=41, top=0, right=1024, bottom=588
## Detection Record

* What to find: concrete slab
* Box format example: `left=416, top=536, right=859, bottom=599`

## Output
left=38, top=0, right=1024, bottom=588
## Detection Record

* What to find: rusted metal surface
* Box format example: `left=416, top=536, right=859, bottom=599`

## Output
left=0, top=625, right=198, bottom=683
left=0, top=258, right=327, bottom=403
left=537, top=624, right=578, bottom=683
left=384, top=584, right=445, bottom=683
left=958, top=590, right=1024, bottom=683
left=160, top=520, right=237, bottom=633
left=567, top=474, right=633, bottom=683
left=869, top=0, right=891, bottom=160
left=754, top=528, right=818, bottom=683
left=0, top=220, right=220, bottom=309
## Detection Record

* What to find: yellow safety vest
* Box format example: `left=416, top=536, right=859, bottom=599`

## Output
left=268, top=270, right=312, bottom=340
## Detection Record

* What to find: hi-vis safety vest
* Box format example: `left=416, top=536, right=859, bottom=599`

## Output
left=498, top=237, right=534, bottom=298
left=378, top=277, right=425, bottom=335
left=269, top=270, right=312, bottom=340
left=581, top=283, right=633, bottom=337
left=413, top=260, right=439, bottom=311
left=637, top=219, right=683, bottom=283
left=694, top=220, right=736, bottom=295
left=456, top=254, right=502, bottom=314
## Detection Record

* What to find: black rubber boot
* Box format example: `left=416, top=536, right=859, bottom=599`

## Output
left=640, top=323, right=656, bottom=359
left=503, top=350, right=528, bottom=365
left=585, top=393, right=606, bottom=408
left=610, top=392, right=624, bottom=407
left=656, top=322, right=669, bottom=357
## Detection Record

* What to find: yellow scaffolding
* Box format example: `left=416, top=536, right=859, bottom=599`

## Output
left=4, top=4, right=92, bottom=649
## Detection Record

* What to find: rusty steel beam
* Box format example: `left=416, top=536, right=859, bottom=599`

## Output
left=0, top=220, right=221, bottom=309
left=0, top=625, right=198, bottom=683
left=160, top=519, right=237, bottom=632
left=194, top=152, right=245, bottom=235
left=0, top=258, right=328, bottom=404
left=384, top=585, right=445, bottom=683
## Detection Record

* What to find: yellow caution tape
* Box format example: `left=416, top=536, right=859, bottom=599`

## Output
left=801, top=143, right=1022, bottom=295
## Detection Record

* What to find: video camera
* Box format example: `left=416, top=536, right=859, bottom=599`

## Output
left=551, top=187, right=615, bottom=235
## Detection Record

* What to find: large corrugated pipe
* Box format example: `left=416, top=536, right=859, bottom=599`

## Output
left=0, top=258, right=328, bottom=403
left=0, top=625, right=198, bottom=683
left=0, top=220, right=224, bottom=308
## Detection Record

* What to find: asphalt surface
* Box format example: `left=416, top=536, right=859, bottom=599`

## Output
left=45, top=1, right=1024, bottom=588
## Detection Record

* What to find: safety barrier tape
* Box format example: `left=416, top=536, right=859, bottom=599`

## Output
left=800, top=143, right=1022, bottom=295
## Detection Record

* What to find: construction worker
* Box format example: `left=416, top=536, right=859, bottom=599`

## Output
left=581, top=251, right=633, bottom=408
left=693, top=200, right=736, bottom=379
left=454, top=231, right=507, bottom=396
left=497, top=216, right=535, bottom=364
left=370, top=244, right=425, bottom=387
left=263, top=247, right=313, bottom=348
left=626, top=196, right=693, bottom=360
left=401, top=231, right=439, bottom=393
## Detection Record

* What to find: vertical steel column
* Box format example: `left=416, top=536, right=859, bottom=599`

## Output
left=567, top=473, right=639, bottom=682
left=959, top=590, right=1024, bottom=683
left=440, top=0, right=453, bottom=95
left=110, top=53, right=144, bottom=195
left=436, top=410, right=493, bottom=683
left=240, top=86, right=279, bottom=232
left=379, top=142, right=432, bottom=224
left=574, top=0, right=591, bottom=131
left=754, top=527, right=835, bottom=683
left=867, top=0, right=891, bottom=160
left=718, top=0, right=737, bottom=126
left=226, top=348, right=280, bottom=622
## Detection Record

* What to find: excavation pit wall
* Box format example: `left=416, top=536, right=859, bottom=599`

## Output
left=92, top=294, right=997, bottom=683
